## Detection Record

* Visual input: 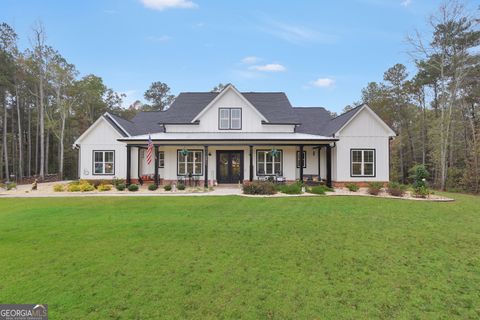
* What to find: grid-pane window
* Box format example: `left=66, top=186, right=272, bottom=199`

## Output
left=158, top=151, right=165, bottom=168
left=177, top=150, right=203, bottom=176
left=351, top=149, right=375, bottom=177
left=256, top=150, right=282, bottom=175
left=296, top=151, right=307, bottom=168
left=219, top=108, right=241, bottom=130
left=230, top=109, right=241, bottom=129
left=93, top=151, right=114, bottom=174
left=219, top=109, right=230, bottom=129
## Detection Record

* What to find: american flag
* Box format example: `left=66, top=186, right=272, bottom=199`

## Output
left=146, top=135, right=153, bottom=165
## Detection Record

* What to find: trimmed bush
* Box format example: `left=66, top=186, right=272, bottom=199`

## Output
left=115, top=183, right=126, bottom=191
left=164, top=184, right=172, bottom=191
left=148, top=184, right=158, bottom=191
left=112, top=178, right=124, bottom=187
left=278, top=182, right=303, bottom=195
left=97, top=184, right=112, bottom=192
left=414, top=185, right=430, bottom=198
left=367, top=182, right=383, bottom=195
left=387, top=182, right=407, bottom=197
left=67, top=184, right=81, bottom=192
left=345, top=183, right=359, bottom=192
left=79, top=182, right=95, bottom=192
left=242, top=181, right=277, bottom=195
left=307, top=185, right=332, bottom=195
left=128, top=184, right=139, bottom=192
left=177, top=183, right=186, bottom=191
left=53, top=184, right=64, bottom=192
left=66, top=180, right=92, bottom=192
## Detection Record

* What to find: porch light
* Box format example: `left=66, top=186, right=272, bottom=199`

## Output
left=180, top=148, right=189, bottom=156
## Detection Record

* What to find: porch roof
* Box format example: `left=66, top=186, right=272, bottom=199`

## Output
left=118, top=132, right=337, bottom=142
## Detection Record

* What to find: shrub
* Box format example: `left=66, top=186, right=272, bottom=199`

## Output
left=278, top=182, right=303, bottom=195
left=387, top=182, right=407, bottom=197
left=177, top=183, right=186, bottom=191
left=307, top=185, right=332, bottom=195
left=112, top=177, right=124, bottom=187
left=115, top=183, right=126, bottom=191
left=409, top=164, right=429, bottom=188
left=79, top=182, right=95, bottom=192
left=367, top=182, right=383, bottom=195
left=97, top=184, right=112, bottom=192
left=0, top=183, right=5, bottom=189
left=242, top=181, right=277, bottom=195
left=128, top=184, right=139, bottom=192
left=53, top=184, right=64, bottom=192
left=414, top=185, right=430, bottom=198
left=6, top=182, right=17, bottom=190
left=67, top=184, right=81, bottom=192
left=345, top=183, right=359, bottom=192
left=164, top=184, right=172, bottom=191
left=148, top=184, right=158, bottom=191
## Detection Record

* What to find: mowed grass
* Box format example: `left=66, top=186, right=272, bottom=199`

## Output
left=0, top=194, right=479, bottom=319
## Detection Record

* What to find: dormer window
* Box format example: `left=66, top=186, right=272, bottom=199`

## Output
left=219, top=108, right=242, bottom=130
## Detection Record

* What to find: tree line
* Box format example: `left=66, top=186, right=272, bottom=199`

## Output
left=355, top=2, right=479, bottom=192
left=0, top=21, right=175, bottom=182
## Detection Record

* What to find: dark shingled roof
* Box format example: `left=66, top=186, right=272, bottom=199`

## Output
left=160, top=92, right=218, bottom=124
left=242, top=92, right=299, bottom=124
left=293, top=107, right=333, bottom=136
left=319, top=104, right=364, bottom=136
left=104, top=90, right=365, bottom=137
left=157, top=92, right=299, bottom=124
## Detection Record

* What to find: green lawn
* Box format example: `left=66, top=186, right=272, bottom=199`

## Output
left=0, top=194, right=479, bottom=319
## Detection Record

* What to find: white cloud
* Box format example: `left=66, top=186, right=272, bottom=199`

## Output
left=241, top=56, right=260, bottom=64
left=249, top=63, right=286, bottom=72
left=311, top=78, right=335, bottom=88
left=146, top=35, right=171, bottom=42
left=401, top=0, right=411, bottom=6
left=140, top=0, right=197, bottom=11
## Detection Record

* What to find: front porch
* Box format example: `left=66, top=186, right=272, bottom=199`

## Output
left=124, top=142, right=336, bottom=188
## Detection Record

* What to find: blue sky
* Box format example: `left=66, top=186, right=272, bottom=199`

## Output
left=1, top=0, right=452, bottom=112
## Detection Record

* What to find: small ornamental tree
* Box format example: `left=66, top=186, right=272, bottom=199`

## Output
left=409, top=164, right=429, bottom=188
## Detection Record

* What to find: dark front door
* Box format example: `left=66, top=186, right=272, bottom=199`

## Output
left=216, top=150, right=244, bottom=183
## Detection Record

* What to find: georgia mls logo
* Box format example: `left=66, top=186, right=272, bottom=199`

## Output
left=0, top=304, right=48, bottom=320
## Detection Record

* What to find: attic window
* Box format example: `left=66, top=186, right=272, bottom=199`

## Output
left=219, top=108, right=242, bottom=130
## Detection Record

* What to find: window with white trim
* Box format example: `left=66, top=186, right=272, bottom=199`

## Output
left=93, top=151, right=114, bottom=175
left=219, top=108, right=242, bottom=130
left=177, top=150, right=203, bottom=176
left=158, top=151, right=165, bottom=168
left=256, top=150, right=282, bottom=175
left=351, top=149, right=375, bottom=177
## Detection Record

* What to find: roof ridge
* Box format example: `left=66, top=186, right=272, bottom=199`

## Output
left=330, top=103, right=364, bottom=120
left=105, top=112, right=134, bottom=123
left=179, top=92, right=219, bottom=94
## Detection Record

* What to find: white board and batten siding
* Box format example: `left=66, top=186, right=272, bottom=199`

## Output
left=77, top=118, right=127, bottom=179
left=333, top=107, right=392, bottom=182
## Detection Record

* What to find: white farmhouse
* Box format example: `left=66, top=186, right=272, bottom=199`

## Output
left=73, top=84, right=395, bottom=187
